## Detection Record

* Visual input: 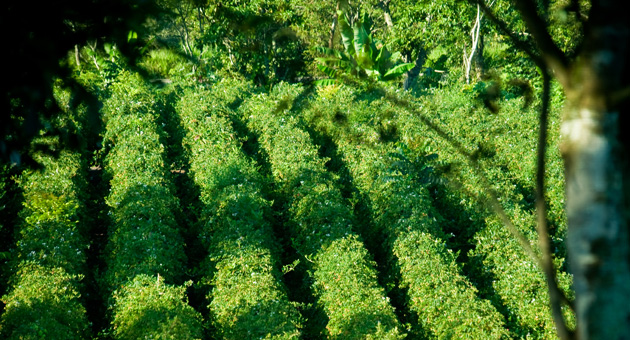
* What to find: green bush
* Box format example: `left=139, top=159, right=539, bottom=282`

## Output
left=303, top=85, right=509, bottom=339
left=14, top=150, right=88, bottom=276
left=176, top=84, right=302, bottom=338
left=102, top=70, right=186, bottom=286
left=100, top=70, right=202, bottom=338
left=110, top=275, right=203, bottom=340
left=1, top=143, right=90, bottom=339
left=395, top=83, right=574, bottom=338
left=239, top=83, right=405, bottom=339
left=0, top=262, right=89, bottom=340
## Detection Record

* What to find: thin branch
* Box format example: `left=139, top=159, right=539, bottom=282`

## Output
left=464, top=4, right=482, bottom=84
left=468, top=0, right=544, bottom=69
left=511, top=0, right=570, bottom=86
left=536, top=70, right=574, bottom=340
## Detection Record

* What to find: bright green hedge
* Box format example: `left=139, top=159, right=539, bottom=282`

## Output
left=303, top=85, right=509, bottom=339
left=239, top=83, right=405, bottom=339
left=110, top=275, right=203, bottom=340
left=1, top=145, right=90, bottom=339
left=102, top=70, right=186, bottom=286
left=13, top=150, right=89, bottom=276
left=176, top=83, right=302, bottom=338
left=1, top=262, right=89, bottom=340
left=100, top=70, right=202, bottom=338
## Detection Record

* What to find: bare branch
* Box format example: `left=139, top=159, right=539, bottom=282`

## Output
left=511, top=0, right=570, bottom=86
left=536, top=70, right=574, bottom=340
left=467, top=0, right=544, bottom=68
left=464, top=4, right=482, bottom=84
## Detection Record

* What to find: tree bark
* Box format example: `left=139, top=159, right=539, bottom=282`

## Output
left=403, top=46, right=426, bottom=91
left=560, top=1, right=630, bottom=339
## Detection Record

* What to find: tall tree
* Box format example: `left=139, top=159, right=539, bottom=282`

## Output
left=470, top=0, right=630, bottom=339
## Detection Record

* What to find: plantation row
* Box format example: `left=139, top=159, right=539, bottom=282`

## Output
left=1, top=71, right=572, bottom=339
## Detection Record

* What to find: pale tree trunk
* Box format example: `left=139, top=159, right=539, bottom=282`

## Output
left=561, top=2, right=630, bottom=337
left=379, top=0, right=394, bottom=30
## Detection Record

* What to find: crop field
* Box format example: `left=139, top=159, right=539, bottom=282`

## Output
left=0, top=69, right=574, bottom=340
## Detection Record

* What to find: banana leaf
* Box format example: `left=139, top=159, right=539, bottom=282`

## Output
left=382, top=63, right=415, bottom=81
left=313, top=78, right=339, bottom=86
left=317, top=64, right=341, bottom=78
left=338, top=11, right=355, bottom=57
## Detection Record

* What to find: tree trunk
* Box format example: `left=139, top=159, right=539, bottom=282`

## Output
left=473, top=33, right=484, bottom=81
left=403, top=46, right=426, bottom=91
left=329, top=1, right=342, bottom=49
left=561, top=1, right=630, bottom=338
left=379, top=0, right=394, bottom=30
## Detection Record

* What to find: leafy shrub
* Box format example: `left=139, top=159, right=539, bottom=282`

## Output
left=1, top=143, right=90, bottom=339
left=14, top=150, right=88, bottom=276
left=395, top=83, right=574, bottom=337
left=239, top=83, right=404, bottom=339
left=303, top=85, right=510, bottom=339
left=101, top=70, right=186, bottom=286
left=110, top=274, right=203, bottom=340
left=176, top=84, right=302, bottom=338
left=0, top=262, right=89, bottom=340
left=100, top=70, right=202, bottom=338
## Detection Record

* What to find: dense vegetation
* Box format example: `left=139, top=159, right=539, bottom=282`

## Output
left=5, top=0, right=614, bottom=338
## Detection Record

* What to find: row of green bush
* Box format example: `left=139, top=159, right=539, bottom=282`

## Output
left=100, top=70, right=202, bottom=339
left=1, top=146, right=90, bottom=339
left=238, top=83, right=405, bottom=339
left=303, top=84, right=510, bottom=339
left=176, top=82, right=302, bottom=338
left=395, top=84, right=574, bottom=338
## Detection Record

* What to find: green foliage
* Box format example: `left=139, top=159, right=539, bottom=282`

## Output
left=139, top=48, right=190, bottom=80
left=1, top=1, right=582, bottom=338
left=15, top=150, right=88, bottom=276
left=239, top=83, right=405, bottom=338
left=101, top=71, right=186, bottom=286
left=176, top=83, right=302, bottom=338
left=395, top=82, right=574, bottom=337
left=303, top=86, right=509, bottom=339
left=194, top=0, right=308, bottom=85
left=99, top=70, right=203, bottom=338
left=1, top=141, right=90, bottom=340
left=0, top=262, right=89, bottom=340
left=316, top=11, right=414, bottom=83
left=110, top=275, right=203, bottom=340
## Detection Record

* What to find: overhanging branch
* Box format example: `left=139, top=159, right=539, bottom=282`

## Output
left=512, top=0, right=570, bottom=87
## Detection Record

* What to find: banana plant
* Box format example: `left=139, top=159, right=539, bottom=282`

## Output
left=315, top=11, right=414, bottom=84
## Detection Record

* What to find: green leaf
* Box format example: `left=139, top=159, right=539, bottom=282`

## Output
left=376, top=45, right=392, bottom=74
left=338, top=11, right=355, bottom=57
left=316, top=57, right=353, bottom=73
left=383, top=63, right=415, bottom=81
left=317, top=64, right=340, bottom=78
left=353, top=19, right=372, bottom=70
left=316, top=46, right=340, bottom=57
left=127, top=30, right=138, bottom=43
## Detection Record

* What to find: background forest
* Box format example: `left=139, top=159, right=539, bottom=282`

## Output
left=2, top=0, right=627, bottom=339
